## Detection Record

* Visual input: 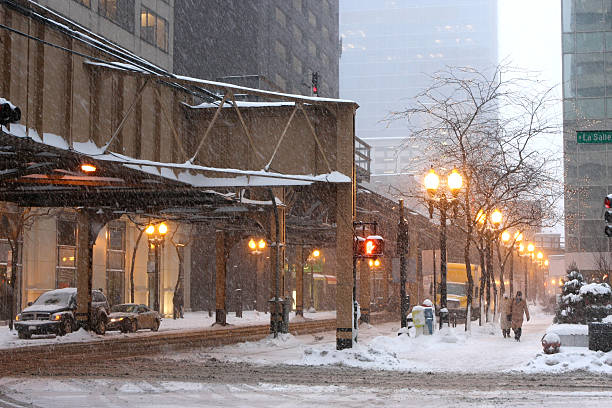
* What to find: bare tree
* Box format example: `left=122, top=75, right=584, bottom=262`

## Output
left=0, top=204, right=54, bottom=329
left=385, top=63, right=561, bottom=330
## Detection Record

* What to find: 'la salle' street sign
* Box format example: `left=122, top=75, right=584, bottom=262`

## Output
left=577, top=130, right=612, bottom=144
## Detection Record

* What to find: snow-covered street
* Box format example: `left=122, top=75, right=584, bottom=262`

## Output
left=1, top=377, right=611, bottom=408
left=3, top=308, right=612, bottom=407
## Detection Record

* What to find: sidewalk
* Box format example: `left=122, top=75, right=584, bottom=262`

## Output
left=169, top=307, right=557, bottom=373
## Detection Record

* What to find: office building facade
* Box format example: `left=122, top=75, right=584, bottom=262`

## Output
left=36, top=0, right=174, bottom=71
left=339, top=0, right=498, bottom=180
left=174, top=0, right=340, bottom=97
left=562, top=0, right=612, bottom=272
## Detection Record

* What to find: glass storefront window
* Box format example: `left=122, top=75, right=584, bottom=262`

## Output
left=57, top=218, right=77, bottom=288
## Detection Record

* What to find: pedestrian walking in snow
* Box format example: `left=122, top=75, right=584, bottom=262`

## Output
left=510, top=291, right=530, bottom=341
left=500, top=293, right=512, bottom=338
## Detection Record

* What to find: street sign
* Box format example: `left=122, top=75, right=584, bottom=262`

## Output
left=577, top=131, right=612, bottom=144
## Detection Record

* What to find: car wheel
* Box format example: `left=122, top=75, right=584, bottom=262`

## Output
left=130, top=319, right=138, bottom=333
left=151, top=319, right=160, bottom=332
left=62, top=318, right=73, bottom=336
left=94, top=317, right=106, bottom=335
left=18, top=331, right=31, bottom=340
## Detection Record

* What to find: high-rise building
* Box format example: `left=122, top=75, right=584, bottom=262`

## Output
left=36, top=0, right=174, bottom=71
left=174, top=0, right=340, bottom=98
left=339, top=0, right=498, bottom=182
left=561, top=0, right=612, bottom=272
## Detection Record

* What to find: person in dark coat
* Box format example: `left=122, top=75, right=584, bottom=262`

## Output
left=510, top=291, right=530, bottom=341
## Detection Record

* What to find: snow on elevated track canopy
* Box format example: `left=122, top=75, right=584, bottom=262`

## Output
left=2, top=123, right=351, bottom=189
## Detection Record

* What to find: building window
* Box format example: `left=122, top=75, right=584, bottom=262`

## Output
left=74, top=0, right=91, bottom=8
left=293, top=25, right=303, bottom=44
left=56, top=218, right=77, bottom=289
left=99, top=0, right=135, bottom=33
left=275, top=74, right=287, bottom=91
left=308, top=39, right=317, bottom=56
left=141, top=7, right=169, bottom=52
left=275, top=7, right=286, bottom=27
left=275, top=40, right=286, bottom=60
left=106, top=221, right=126, bottom=306
left=308, top=10, right=317, bottom=27
left=292, top=55, right=302, bottom=75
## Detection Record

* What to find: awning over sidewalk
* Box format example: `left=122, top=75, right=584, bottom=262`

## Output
left=0, top=128, right=349, bottom=210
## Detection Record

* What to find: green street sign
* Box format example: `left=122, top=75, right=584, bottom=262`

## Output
left=577, top=130, right=612, bottom=144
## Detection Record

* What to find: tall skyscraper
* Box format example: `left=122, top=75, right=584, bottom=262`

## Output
left=340, top=0, right=498, bottom=181
left=174, top=0, right=340, bottom=98
left=561, top=0, right=612, bottom=273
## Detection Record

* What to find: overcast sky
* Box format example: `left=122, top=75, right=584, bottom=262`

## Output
left=498, top=0, right=563, bottom=234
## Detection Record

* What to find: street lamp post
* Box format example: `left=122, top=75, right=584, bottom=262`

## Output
left=424, top=168, right=463, bottom=328
left=476, top=209, right=502, bottom=322
left=527, top=243, right=535, bottom=301
left=146, top=222, right=168, bottom=313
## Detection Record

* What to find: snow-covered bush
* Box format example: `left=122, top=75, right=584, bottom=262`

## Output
left=554, top=268, right=585, bottom=324
left=581, top=283, right=612, bottom=322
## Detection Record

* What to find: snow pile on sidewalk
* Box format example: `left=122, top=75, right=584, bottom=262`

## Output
left=301, top=326, right=469, bottom=370
left=303, top=343, right=401, bottom=369
left=546, top=324, right=588, bottom=336
left=517, top=348, right=612, bottom=374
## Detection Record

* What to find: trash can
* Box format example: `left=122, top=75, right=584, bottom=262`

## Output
left=439, top=307, right=449, bottom=328
left=421, top=299, right=435, bottom=335
left=589, top=322, right=612, bottom=352
left=411, top=306, right=425, bottom=336
left=423, top=306, right=434, bottom=335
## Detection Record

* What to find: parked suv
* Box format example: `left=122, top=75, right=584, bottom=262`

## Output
left=14, top=288, right=109, bottom=339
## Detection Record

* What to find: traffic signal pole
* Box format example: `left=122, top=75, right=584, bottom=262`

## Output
left=398, top=199, right=409, bottom=329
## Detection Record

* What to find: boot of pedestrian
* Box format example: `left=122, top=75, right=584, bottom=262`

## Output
left=502, top=330, right=506, bottom=338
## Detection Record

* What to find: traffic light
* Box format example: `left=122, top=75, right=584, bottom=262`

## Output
left=356, top=235, right=384, bottom=258
left=605, top=194, right=612, bottom=237
left=311, top=72, right=319, bottom=96
left=0, top=102, right=20, bottom=126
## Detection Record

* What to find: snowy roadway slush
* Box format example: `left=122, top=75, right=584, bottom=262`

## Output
left=1, top=308, right=611, bottom=407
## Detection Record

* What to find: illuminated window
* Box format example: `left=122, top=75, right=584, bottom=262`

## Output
left=99, top=0, right=135, bottom=33
left=140, top=7, right=169, bottom=52
left=56, top=218, right=77, bottom=288
left=106, top=221, right=126, bottom=306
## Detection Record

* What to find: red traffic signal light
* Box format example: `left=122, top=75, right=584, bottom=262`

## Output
left=605, top=194, right=611, bottom=209
left=357, top=235, right=384, bottom=258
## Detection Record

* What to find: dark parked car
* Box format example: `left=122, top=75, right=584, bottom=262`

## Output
left=14, top=288, right=109, bottom=339
left=107, top=303, right=161, bottom=333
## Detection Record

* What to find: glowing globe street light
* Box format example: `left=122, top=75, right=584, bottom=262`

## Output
left=422, top=166, right=464, bottom=319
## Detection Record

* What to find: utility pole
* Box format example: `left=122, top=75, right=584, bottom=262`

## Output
left=398, top=199, right=410, bottom=328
